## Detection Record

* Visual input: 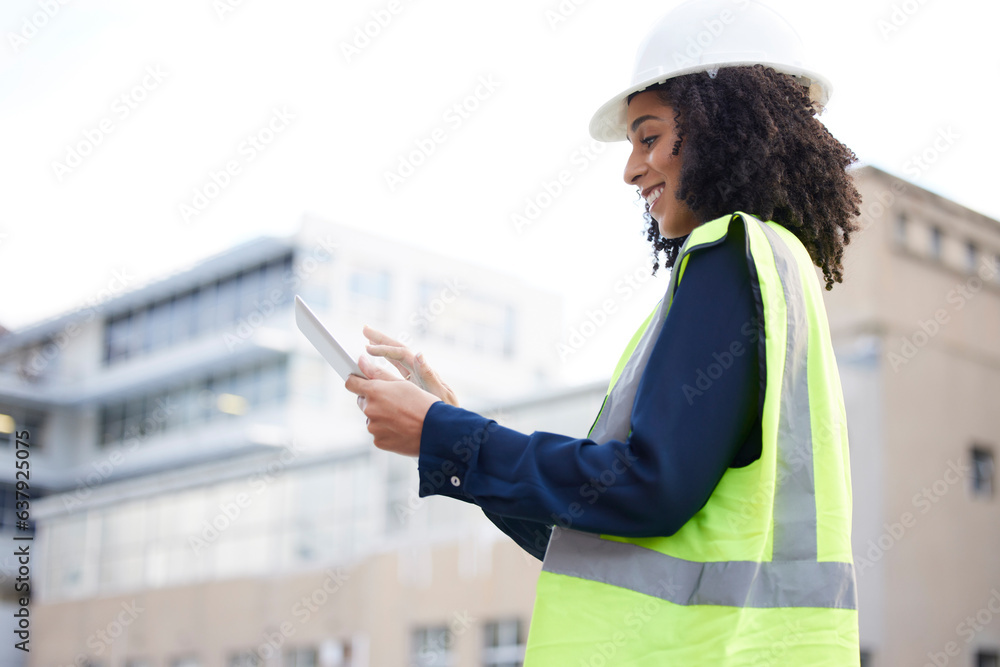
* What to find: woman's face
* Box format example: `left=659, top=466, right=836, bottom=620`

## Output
left=623, top=91, right=701, bottom=239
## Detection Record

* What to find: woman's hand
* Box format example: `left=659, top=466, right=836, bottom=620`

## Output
left=362, top=325, right=459, bottom=407
left=345, top=356, right=440, bottom=457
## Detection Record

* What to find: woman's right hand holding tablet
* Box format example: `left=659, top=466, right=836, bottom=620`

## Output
left=362, top=325, right=460, bottom=408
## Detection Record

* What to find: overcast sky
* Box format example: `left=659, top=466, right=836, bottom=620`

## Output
left=1, top=0, right=996, bottom=380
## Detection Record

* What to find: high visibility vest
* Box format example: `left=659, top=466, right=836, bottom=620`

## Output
left=523, top=212, right=859, bottom=666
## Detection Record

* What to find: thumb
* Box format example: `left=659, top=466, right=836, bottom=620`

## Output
left=415, top=353, right=445, bottom=390
left=415, top=354, right=459, bottom=406
left=358, top=355, right=398, bottom=381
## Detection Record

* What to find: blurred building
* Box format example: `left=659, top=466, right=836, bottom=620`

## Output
left=827, top=167, right=1000, bottom=667
left=0, top=214, right=574, bottom=667
left=1, top=166, right=998, bottom=667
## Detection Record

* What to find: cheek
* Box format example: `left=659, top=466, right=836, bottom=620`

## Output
left=653, top=145, right=681, bottom=177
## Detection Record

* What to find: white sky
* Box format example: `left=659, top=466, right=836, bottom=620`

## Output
left=1, top=0, right=996, bottom=380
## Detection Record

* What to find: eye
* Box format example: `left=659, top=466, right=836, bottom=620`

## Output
left=641, top=136, right=658, bottom=147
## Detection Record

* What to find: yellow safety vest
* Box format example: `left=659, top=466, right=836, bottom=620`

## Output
left=524, top=212, right=859, bottom=666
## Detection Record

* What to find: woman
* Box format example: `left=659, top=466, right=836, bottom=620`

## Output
left=347, top=1, right=862, bottom=663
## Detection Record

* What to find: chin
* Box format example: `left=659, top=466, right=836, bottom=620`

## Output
left=657, top=223, right=683, bottom=240
left=653, top=211, right=679, bottom=239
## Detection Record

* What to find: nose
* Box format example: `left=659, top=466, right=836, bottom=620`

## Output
left=623, top=142, right=645, bottom=187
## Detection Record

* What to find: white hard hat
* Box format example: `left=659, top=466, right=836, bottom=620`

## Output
left=589, top=0, right=832, bottom=142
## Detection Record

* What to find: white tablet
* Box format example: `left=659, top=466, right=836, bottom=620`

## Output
left=294, top=295, right=368, bottom=381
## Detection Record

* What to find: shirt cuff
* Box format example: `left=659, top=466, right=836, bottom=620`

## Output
left=417, top=401, right=498, bottom=501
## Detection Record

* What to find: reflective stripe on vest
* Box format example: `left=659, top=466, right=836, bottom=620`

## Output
left=541, top=529, right=856, bottom=609
left=540, top=211, right=857, bottom=611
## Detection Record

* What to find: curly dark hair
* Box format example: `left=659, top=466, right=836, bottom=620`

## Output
left=627, top=64, right=862, bottom=290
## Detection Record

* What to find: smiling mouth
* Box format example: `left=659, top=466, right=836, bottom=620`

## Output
left=645, top=185, right=665, bottom=208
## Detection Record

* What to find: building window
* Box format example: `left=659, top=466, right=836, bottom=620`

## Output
left=894, top=213, right=907, bottom=247
left=860, top=649, right=873, bottom=667
left=102, top=253, right=294, bottom=366
left=929, top=226, right=943, bottom=260
left=971, top=446, right=995, bottom=498
left=967, top=241, right=979, bottom=273
left=348, top=268, right=392, bottom=319
left=384, top=452, right=414, bottom=536
left=978, top=650, right=999, bottom=667
left=483, top=619, right=525, bottom=667
left=98, top=357, right=288, bottom=446
left=105, top=312, right=133, bottom=363
left=227, top=651, right=261, bottom=667
left=171, top=289, right=197, bottom=343
left=171, top=659, right=201, bottom=667
left=411, top=626, right=453, bottom=667
left=284, top=647, right=319, bottom=667
left=412, top=281, right=514, bottom=358
left=349, top=269, right=391, bottom=301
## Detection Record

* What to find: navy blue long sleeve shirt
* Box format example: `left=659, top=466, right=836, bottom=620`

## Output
left=417, top=226, right=763, bottom=561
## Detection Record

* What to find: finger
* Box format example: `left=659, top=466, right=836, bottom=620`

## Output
left=345, top=374, right=369, bottom=395
left=358, top=355, right=399, bottom=381
left=362, top=325, right=407, bottom=348
left=414, top=353, right=443, bottom=391
left=365, top=344, right=412, bottom=363
left=365, top=344, right=415, bottom=376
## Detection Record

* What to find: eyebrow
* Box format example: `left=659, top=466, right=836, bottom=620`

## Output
left=627, top=115, right=665, bottom=141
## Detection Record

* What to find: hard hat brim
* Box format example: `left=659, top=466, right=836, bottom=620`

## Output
left=589, top=63, right=833, bottom=143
